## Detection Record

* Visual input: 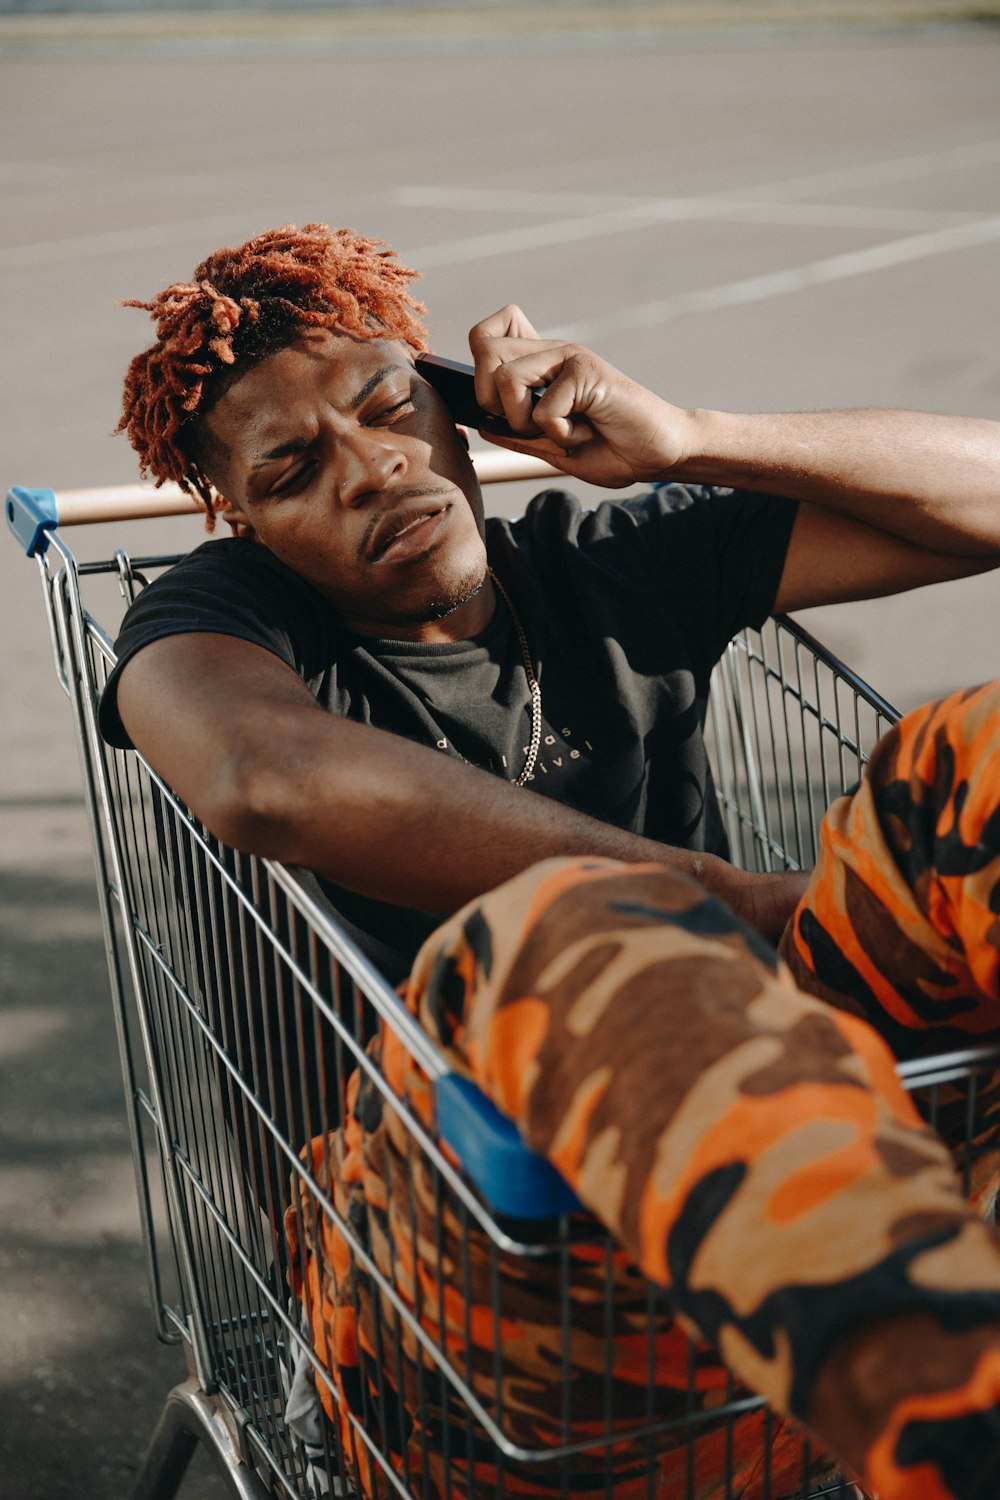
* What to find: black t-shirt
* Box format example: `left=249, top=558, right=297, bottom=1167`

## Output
left=100, top=485, right=797, bottom=981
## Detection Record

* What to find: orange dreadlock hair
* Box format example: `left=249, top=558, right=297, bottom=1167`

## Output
left=118, top=222, right=428, bottom=524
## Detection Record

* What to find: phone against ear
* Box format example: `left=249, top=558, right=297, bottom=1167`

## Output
left=415, top=353, right=524, bottom=438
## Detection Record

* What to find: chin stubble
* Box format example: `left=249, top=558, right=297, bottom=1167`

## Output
left=400, top=564, right=488, bottom=625
left=427, top=582, right=483, bottom=620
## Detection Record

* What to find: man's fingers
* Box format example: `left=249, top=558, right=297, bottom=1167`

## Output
left=552, top=418, right=594, bottom=448
left=469, top=307, right=542, bottom=412
left=467, top=321, right=639, bottom=477
left=468, top=308, right=565, bottom=416
left=468, top=326, right=687, bottom=487
left=469, top=304, right=541, bottom=350
left=492, top=349, right=557, bottom=433
left=529, top=360, right=598, bottom=443
left=489, top=343, right=600, bottom=434
left=477, top=429, right=582, bottom=468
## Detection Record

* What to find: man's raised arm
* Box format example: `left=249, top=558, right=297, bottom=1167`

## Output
left=470, top=306, right=1000, bottom=612
left=115, top=631, right=801, bottom=941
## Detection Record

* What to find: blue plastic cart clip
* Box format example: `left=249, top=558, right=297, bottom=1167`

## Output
left=6, top=487, right=58, bottom=558
left=436, top=1071, right=582, bottom=1220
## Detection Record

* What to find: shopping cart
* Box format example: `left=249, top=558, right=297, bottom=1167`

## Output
left=8, top=467, right=1000, bottom=1500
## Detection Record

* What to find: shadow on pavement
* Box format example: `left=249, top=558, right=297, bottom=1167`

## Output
left=0, top=857, right=230, bottom=1498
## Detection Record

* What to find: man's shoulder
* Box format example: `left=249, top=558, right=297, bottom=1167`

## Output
left=114, top=534, right=331, bottom=654
left=130, top=536, right=323, bottom=615
left=489, top=483, right=722, bottom=555
left=157, top=535, right=301, bottom=581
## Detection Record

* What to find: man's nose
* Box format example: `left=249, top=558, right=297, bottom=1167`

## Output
left=336, top=430, right=407, bottom=507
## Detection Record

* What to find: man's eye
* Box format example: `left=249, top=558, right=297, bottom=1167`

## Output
left=371, top=396, right=415, bottom=424
left=271, top=461, right=316, bottom=497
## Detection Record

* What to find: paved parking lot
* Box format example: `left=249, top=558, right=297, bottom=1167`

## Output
left=2, top=10, right=999, bottom=1495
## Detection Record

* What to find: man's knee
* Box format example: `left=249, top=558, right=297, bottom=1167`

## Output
left=781, top=680, right=1000, bottom=1059
left=408, top=855, right=779, bottom=1055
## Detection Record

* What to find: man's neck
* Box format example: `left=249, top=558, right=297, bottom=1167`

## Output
left=344, top=572, right=497, bottom=645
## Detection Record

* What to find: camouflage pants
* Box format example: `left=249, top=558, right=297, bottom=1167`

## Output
left=783, top=681, right=1000, bottom=1210
left=291, top=684, right=1000, bottom=1500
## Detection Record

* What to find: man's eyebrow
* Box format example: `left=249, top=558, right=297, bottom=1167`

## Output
left=252, top=435, right=312, bottom=469
left=348, top=363, right=401, bottom=412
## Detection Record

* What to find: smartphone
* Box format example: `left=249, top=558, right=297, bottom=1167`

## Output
left=415, top=353, right=538, bottom=438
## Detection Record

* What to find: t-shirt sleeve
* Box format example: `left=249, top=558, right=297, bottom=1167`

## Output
left=98, top=539, right=331, bottom=749
left=667, top=483, right=797, bottom=648
left=576, top=483, right=797, bottom=674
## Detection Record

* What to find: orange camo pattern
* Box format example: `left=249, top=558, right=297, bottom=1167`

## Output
left=285, top=857, right=841, bottom=1499
left=782, top=683, right=1000, bottom=1208
left=406, top=857, right=1000, bottom=1499
left=288, top=726, right=1000, bottom=1500
left=863, top=1347, right=1000, bottom=1500
left=286, top=1023, right=822, bottom=1500
left=783, top=683, right=1000, bottom=1496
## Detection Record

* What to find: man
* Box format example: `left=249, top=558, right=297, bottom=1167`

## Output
left=104, top=223, right=1000, bottom=972
left=103, top=223, right=1000, bottom=1499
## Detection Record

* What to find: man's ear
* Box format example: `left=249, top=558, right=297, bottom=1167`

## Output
left=456, top=424, right=471, bottom=451
left=215, top=495, right=256, bottom=540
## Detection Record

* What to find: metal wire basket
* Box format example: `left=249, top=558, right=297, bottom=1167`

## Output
left=9, top=479, right=995, bottom=1500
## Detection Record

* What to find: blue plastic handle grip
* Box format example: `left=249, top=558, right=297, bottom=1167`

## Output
left=6, top=487, right=58, bottom=557
left=436, top=1071, right=582, bottom=1220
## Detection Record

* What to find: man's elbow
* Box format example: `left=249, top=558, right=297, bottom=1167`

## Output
left=196, top=753, right=313, bottom=865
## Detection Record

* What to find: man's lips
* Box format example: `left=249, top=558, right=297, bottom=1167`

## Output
left=367, top=499, right=451, bottom=562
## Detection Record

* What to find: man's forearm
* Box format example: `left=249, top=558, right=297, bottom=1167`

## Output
left=673, top=407, right=1000, bottom=555
left=467, top=318, right=1000, bottom=560
left=120, top=635, right=804, bottom=943
left=221, top=707, right=798, bottom=936
left=234, top=709, right=722, bottom=900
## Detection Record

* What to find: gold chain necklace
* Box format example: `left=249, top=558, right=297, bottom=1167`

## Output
left=487, top=566, right=542, bottom=787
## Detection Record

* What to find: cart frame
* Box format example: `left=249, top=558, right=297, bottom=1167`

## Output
left=8, top=474, right=999, bottom=1500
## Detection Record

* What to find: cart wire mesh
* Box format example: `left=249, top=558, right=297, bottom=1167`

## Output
left=24, top=529, right=1000, bottom=1500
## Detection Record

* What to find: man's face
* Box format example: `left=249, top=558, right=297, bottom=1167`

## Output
left=202, top=329, right=489, bottom=641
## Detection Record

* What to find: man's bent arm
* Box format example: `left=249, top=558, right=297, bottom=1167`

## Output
left=468, top=308, right=1000, bottom=610
left=676, top=406, right=1000, bottom=611
left=673, top=407, right=1000, bottom=549
left=115, top=632, right=799, bottom=939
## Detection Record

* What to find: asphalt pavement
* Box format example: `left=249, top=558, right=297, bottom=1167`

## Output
left=2, top=9, right=999, bottom=1496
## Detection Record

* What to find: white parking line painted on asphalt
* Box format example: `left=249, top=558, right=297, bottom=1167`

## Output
left=407, top=206, right=688, bottom=269
left=396, top=186, right=985, bottom=230
left=403, top=198, right=993, bottom=272
left=731, top=136, right=1000, bottom=201
left=397, top=134, right=1000, bottom=218
left=400, top=186, right=979, bottom=237
left=546, top=213, right=1000, bottom=342
left=0, top=215, right=261, bottom=273
left=397, top=136, right=1000, bottom=267
left=6, top=134, right=997, bottom=276
left=396, top=186, right=656, bottom=215
left=6, top=192, right=976, bottom=279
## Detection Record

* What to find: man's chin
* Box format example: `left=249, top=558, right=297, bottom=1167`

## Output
left=426, top=573, right=488, bottom=620
left=397, top=565, right=489, bottom=625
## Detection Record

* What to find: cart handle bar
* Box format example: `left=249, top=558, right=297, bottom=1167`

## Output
left=6, top=449, right=562, bottom=558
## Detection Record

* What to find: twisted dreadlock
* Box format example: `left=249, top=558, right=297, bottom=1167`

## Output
left=118, top=223, right=428, bottom=524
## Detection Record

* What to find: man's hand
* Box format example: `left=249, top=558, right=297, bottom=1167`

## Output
left=467, top=305, right=690, bottom=489
left=726, top=867, right=811, bottom=948
left=468, top=308, right=1000, bottom=610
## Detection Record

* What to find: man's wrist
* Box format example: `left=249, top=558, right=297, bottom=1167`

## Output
left=711, top=865, right=810, bottom=946
left=678, top=849, right=745, bottom=907
left=628, top=402, right=703, bottom=485
left=657, top=408, right=763, bottom=490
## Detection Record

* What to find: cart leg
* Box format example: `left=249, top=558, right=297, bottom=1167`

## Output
left=130, top=1376, right=271, bottom=1500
